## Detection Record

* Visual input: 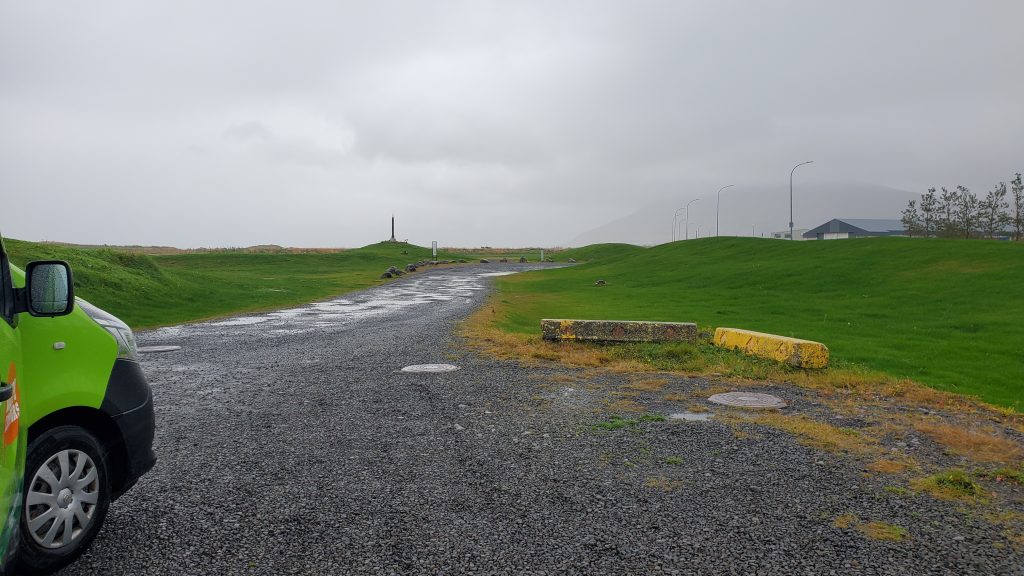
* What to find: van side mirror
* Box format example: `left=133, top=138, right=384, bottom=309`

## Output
left=25, top=261, right=74, bottom=317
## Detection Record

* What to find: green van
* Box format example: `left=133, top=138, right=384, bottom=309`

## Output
left=0, top=238, right=28, bottom=575
left=0, top=234, right=155, bottom=574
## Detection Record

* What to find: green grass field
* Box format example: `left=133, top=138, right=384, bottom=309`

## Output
left=4, top=239, right=467, bottom=329
left=488, top=237, right=1024, bottom=409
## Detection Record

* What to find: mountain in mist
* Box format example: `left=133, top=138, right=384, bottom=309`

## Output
left=568, top=182, right=919, bottom=246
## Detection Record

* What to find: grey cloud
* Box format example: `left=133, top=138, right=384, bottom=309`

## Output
left=224, top=122, right=274, bottom=142
left=1, top=1, right=1021, bottom=247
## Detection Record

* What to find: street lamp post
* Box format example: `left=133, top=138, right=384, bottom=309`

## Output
left=684, top=198, right=700, bottom=241
left=716, top=184, right=734, bottom=237
left=672, top=207, right=686, bottom=242
left=789, top=161, right=813, bottom=240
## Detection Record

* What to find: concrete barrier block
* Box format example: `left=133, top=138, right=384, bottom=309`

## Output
left=541, top=319, right=697, bottom=343
left=713, top=327, right=829, bottom=369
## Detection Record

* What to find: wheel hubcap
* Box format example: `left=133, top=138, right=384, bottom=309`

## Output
left=57, top=488, right=74, bottom=509
left=25, top=449, right=100, bottom=549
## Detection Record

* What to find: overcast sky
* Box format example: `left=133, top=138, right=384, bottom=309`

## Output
left=2, top=1, right=1022, bottom=248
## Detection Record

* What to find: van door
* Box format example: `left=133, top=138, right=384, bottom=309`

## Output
left=0, top=240, right=24, bottom=573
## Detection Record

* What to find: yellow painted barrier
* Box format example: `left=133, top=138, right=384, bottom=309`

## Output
left=713, top=327, right=829, bottom=369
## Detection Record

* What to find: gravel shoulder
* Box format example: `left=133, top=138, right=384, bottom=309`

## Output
left=58, top=264, right=1023, bottom=576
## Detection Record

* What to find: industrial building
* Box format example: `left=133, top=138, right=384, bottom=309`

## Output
left=770, top=229, right=810, bottom=240
left=802, top=218, right=905, bottom=240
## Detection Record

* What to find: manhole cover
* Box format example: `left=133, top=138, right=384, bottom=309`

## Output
left=401, top=364, right=460, bottom=373
left=707, top=392, right=787, bottom=409
left=138, top=345, right=182, bottom=354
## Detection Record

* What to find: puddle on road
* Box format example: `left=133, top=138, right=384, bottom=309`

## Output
left=209, top=317, right=270, bottom=327
left=137, top=345, right=182, bottom=354
left=151, top=325, right=184, bottom=338
left=669, top=412, right=714, bottom=422
left=141, top=266, right=548, bottom=342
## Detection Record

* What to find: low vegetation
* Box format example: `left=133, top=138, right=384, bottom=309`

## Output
left=858, top=521, right=909, bottom=542
left=624, top=377, right=670, bottom=392
left=867, top=459, right=915, bottom=475
left=832, top=514, right=909, bottom=542
left=746, top=413, right=876, bottom=455
left=976, top=466, right=1024, bottom=485
left=832, top=514, right=858, bottom=529
left=911, top=469, right=987, bottom=501
left=912, top=421, right=1022, bottom=464
left=592, top=414, right=665, bottom=431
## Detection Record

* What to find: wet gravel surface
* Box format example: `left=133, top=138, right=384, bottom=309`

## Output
left=57, top=265, right=1022, bottom=575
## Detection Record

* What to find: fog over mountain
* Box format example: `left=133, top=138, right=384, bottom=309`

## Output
left=569, top=180, right=919, bottom=246
left=1, top=2, right=1021, bottom=248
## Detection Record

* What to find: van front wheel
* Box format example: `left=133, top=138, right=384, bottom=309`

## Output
left=18, top=426, right=111, bottom=575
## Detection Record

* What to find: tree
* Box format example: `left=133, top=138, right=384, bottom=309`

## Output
left=919, top=188, right=938, bottom=237
left=901, top=200, right=921, bottom=237
left=938, top=186, right=959, bottom=237
left=955, top=185, right=979, bottom=238
left=1012, top=173, right=1023, bottom=241
left=979, top=182, right=1011, bottom=238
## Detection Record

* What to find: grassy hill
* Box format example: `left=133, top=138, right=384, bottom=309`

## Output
left=554, top=243, right=646, bottom=262
left=3, top=239, right=465, bottom=329
left=485, top=237, right=1024, bottom=409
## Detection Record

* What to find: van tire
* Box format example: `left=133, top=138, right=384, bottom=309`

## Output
left=17, top=426, right=111, bottom=575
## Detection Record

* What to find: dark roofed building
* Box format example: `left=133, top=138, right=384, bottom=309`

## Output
left=802, top=218, right=905, bottom=240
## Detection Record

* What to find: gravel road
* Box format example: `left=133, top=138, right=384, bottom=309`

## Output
left=56, top=265, right=1021, bottom=576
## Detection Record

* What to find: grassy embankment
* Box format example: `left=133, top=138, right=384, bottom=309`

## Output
left=4, top=239, right=470, bottom=329
left=464, top=237, right=1024, bottom=410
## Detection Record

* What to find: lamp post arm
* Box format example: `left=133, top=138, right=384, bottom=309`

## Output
left=672, top=207, right=686, bottom=242
left=684, top=198, right=701, bottom=240
left=789, top=161, right=813, bottom=240
left=716, top=184, right=734, bottom=237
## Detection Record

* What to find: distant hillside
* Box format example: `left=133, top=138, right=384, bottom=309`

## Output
left=32, top=241, right=350, bottom=255
left=569, top=181, right=919, bottom=246
left=556, top=243, right=644, bottom=261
